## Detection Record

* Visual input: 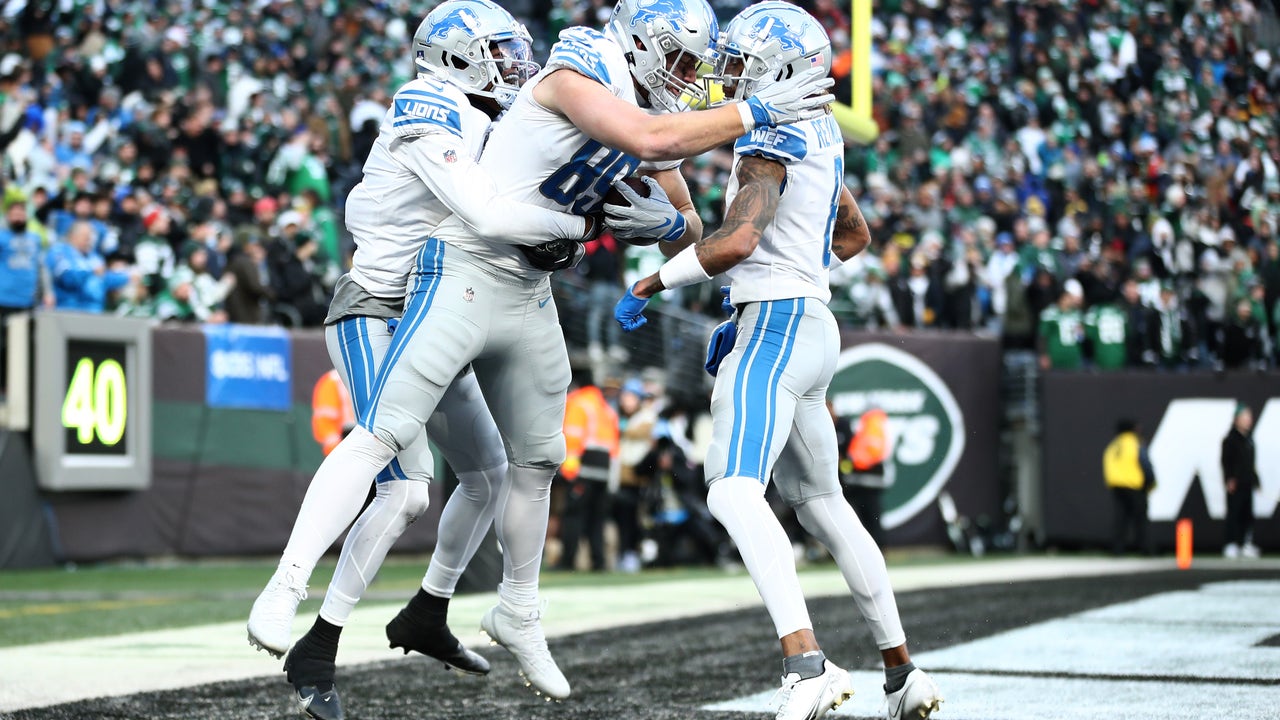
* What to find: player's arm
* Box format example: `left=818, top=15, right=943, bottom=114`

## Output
left=534, top=69, right=831, bottom=162
left=644, top=167, right=703, bottom=258
left=397, top=133, right=595, bottom=244
left=831, top=185, right=871, bottom=263
left=630, top=155, right=783, bottom=301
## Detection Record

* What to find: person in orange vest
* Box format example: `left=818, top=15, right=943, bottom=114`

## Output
left=311, top=368, right=356, bottom=456
left=555, top=368, right=621, bottom=572
left=840, top=406, right=892, bottom=548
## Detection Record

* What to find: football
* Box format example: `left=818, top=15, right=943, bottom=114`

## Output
left=602, top=176, right=651, bottom=208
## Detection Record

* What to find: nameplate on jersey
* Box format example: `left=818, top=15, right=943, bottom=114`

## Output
left=390, top=90, right=462, bottom=138
left=547, top=28, right=612, bottom=86
left=735, top=126, right=808, bottom=164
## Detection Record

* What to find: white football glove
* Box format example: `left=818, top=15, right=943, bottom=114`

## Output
left=602, top=176, right=687, bottom=243
left=741, top=66, right=836, bottom=130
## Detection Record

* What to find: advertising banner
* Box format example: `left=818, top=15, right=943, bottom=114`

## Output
left=203, top=324, right=292, bottom=412
left=832, top=332, right=1002, bottom=546
left=1040, top=372, right=1280, bottom=550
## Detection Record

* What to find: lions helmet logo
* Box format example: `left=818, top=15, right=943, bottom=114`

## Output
left=744, top=15, right=804, bottom=54
left=629, top=0, right=691, bottom=32
left=428, top=5, right=484, bottom=42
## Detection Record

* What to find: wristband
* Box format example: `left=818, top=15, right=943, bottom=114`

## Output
left=657, top=245, right=711, bottom=290
left=738, top=101, right=765, bottom=132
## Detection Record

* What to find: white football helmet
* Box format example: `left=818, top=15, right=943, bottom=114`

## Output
left=412, top=0, right=539, bottom=109
left=606, top=0, right=720, bottom=113
left=712, top=1, right=832, bottom=102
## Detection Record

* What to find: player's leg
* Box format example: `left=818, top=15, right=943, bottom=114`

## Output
left=471, top=281, right=572, bottom=700
left=703, top=299, right=852, bottom=720
left=386, top=368, right=505, bottom=673
left=779, top=306, right=940, bottom=719
left=248, top=317, right=397, bottom=658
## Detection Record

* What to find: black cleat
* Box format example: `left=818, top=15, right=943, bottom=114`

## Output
left=292, top=685, right=342, bottom=720
left=284, top=632, right=343, bottom=720
left=386, top=605, right=491, bottom=675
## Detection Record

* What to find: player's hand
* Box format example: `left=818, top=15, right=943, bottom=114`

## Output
left=614, top=283, right=650, bottom=332
left=742, top=67, right=835, bottom=129
left=603, top=177, right=687, bottom=243
left=518, top=238, right=586, bottom=272
left=720, top=285, right=734, bottom=317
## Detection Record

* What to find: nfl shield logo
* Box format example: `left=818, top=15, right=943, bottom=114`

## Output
left=443, top=149, right=458, bottom=164
left=463, top=287, right=474, bottom=302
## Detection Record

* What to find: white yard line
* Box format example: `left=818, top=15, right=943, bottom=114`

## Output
left=0, top=556, right=1180, bottom=712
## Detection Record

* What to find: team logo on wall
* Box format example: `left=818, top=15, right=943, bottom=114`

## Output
left=828, top=343, right=965, bottom=529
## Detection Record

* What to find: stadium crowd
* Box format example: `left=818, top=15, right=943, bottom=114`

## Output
left=0, top=0, right=1278, bottom=370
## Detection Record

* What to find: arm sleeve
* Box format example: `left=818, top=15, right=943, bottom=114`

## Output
left=103, top=270, right=131, bottom=292
left=1221, top=436, right=1236, bottom=481
left=394, top=132, right=588, bottom=244
left=49, top=251, right=91, bottom=289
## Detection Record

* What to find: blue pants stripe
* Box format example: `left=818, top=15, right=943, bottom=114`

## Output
left=336, top=316, right=398, bottom=483
left=725, top=299, right=801, bottom=481
left=362, top=238, right=445, bottom=432
left=756, top=298, right=803, bottom=480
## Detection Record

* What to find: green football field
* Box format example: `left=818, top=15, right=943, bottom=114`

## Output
left=0, top=550, right=967, bottom=648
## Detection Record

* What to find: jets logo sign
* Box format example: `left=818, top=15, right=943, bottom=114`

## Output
left=828, top=343, right=965, bottom=529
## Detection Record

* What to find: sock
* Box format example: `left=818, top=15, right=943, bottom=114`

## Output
left=309, top=616, right=343, bottom=648
left=279, top=427, right=397, bottom=573
left=422, top=463, right=504, bottom=598
left=406, top=587, right=450, bottom=621
left=884, top=661, right=915, bottom=694
left=318, top=479, right=429, bottom=627
left=295, top=617, right=344, bottom=692
left=794, top=494, right=906, bottom=649
left=706, top=476, right=813, bottom=637
left=782, top=650, right=827, bottom=680
left=495, top=464, right=554, bottom=611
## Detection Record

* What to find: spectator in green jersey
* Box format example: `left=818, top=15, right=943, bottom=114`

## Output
left=1039, top=278, right=1085, bottom=370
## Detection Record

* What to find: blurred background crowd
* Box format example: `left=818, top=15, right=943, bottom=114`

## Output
left=2, top=1, right=1279, bottom=569
left=0, top=0, right=1277, bottom=366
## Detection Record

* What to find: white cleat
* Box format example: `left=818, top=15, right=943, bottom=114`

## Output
left=246, top=566, right=308, bottom=658
left=885, top=668, right=943, bottom=720
left=1224, top=543, right=1241, bottom=559
left=1242, top=543, right=1261, bottom=559
left=772, top=660, right=854, bottom=720
left=480, top=603, right=570, bottom=700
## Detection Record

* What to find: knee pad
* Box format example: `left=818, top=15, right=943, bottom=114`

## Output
left=706, top=476, right=767, bottom=522
left=380, top=479, right=431, bottom=523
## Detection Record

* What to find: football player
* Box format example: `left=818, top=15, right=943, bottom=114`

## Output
left=613, top=4, right=943, bottom=720
left=316, top=0, right=834, bottom=703
left=246, top=3, right=597, bottom=719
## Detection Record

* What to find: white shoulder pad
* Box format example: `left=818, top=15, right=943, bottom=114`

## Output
left=388, top=77, right=468, bottom=139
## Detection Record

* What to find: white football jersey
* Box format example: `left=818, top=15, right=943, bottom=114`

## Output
left=345, top=76, right=490, bottom=298
left=722, top=112, right=845, bottom=305
left=430, top=27, right=676, bottom=280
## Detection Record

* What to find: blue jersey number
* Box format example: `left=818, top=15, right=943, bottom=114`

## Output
left=821, top=155, right=844, bottom=267
left=539, top=139, right=641, bottom=215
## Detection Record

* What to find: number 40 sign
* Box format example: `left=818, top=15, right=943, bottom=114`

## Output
left=61, top=340, right=129, bottom=454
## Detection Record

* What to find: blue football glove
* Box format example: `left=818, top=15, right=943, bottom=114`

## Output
left=743, top=66, right=835, bottom=129
left=704, top=320, right=738, bottom=377
left=614, top=283, right=650, bottom=332
left=720, top=285, right=734, bottom=317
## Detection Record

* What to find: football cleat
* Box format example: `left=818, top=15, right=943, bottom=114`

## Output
left=885, top=668, right=943, bottom=720
left=247, top=565, right=308, bottom=658
left=772, top=659, right=854, bottom=720
left=284, top=632, right=342, bottom=720
left=480, top=603, right=570, bottom=700
left=385, top=605, right=491, bottom=675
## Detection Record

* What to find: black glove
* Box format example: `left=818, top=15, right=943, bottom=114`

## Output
left=518, top=239, right=584, bottom=272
